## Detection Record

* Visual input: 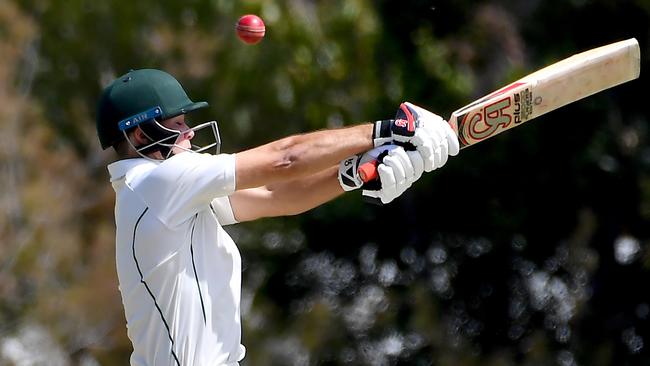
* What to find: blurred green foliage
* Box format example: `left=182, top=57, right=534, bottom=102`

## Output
left=1, top=0, right=649, bottom=365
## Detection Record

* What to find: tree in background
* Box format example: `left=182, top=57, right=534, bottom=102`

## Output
left=0, top=0, right=648, bottom=365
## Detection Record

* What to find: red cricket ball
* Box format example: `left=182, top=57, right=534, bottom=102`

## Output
left=236, top=14, right=266, bottom=45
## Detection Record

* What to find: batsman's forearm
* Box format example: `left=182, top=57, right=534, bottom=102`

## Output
left=279, top=124, right=374, bottom=171
left=235, top=123, right=373, bottom=190
left=265, top=166, right=343, bottom=216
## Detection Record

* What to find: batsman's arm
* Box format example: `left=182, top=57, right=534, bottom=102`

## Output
left=234, top=124, right=373, bottom=190
left=229, top=166, right=342, bottom=222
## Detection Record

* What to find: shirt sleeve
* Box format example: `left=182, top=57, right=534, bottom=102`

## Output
left=129, top=152, right=237, bottom=227
left=210, top=196, right=238, bottom=226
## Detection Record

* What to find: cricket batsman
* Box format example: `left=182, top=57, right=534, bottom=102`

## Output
left=96, top=69, right=458, bottom=365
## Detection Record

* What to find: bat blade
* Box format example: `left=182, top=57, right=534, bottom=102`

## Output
left=359, top=38, right=640, bottom=183
left=450, top=38, right=640, bottom=148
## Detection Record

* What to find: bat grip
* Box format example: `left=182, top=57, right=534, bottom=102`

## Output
left=359, top=161, right=378, bottom=183
left=358, top=144, right=407, bottom=183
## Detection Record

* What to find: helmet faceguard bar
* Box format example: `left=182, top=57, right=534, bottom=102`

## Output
left=190, top=121, right=221, bottom=154
left=119, top=106, right=221, bottom=160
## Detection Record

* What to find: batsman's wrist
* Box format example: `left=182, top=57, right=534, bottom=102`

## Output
left=372, top=120, right=393, bottom=147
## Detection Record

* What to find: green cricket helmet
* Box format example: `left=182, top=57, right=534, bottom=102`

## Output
left=96, top=69, right=220, bottom=158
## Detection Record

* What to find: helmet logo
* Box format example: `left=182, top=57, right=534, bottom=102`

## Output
left=118, top=107, right=163, bottom=131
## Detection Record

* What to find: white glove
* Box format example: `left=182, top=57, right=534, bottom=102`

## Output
left=338, top=145, right=424, bottom=204
left=362, top=147, right=424, bottom=204
left=338, top=145, right=396, bottom=192
left=372, top=102, right=460, bottom=172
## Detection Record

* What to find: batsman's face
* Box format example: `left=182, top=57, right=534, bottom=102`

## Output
left=161, top=114, right=195, bottom=154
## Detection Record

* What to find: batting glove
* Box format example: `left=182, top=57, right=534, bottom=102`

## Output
left=338, top=145, right=424, bottom=204
left=372, top=102, right=460, bottom=172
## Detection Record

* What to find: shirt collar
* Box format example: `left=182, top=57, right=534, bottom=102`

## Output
left=107, top=158, right=157, bottom=182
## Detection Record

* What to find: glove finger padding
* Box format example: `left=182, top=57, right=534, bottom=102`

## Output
left=383, top=148, right=411, bottom=187
left=431, top=121, right=460, bottom=168
left=392, top=148, right=422, bottom=186
left=409, top=106, right=460, bottom=171
left=419, top=111, right=459, bottom=157
left=428, top=118, right=448, bottom=170
left=363, top=165, right=399, bottom=204
left=406, top=150, right=424, bottom=183
left=363, top=164, right=397, bottom=204
left=443, top=122, right=461, bottom=156
left=434, top=142, right=447, bottom=170
left=362, top=146, right=417, bottom=204
left=411, top=129, right=435, bottom=172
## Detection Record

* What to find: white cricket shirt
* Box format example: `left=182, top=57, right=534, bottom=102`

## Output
left=108, top=152, right=245, bottom=366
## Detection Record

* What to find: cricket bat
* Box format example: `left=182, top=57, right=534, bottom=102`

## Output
left=359, top=38, right=641, bottom=182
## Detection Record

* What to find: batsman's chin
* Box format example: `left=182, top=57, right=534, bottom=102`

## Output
left=171, top=142, right=193, bottom=155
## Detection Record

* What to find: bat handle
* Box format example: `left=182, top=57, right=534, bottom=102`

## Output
left=358, top=160, right=379, bottom=183
left=357, top=144, right=401, bottom=183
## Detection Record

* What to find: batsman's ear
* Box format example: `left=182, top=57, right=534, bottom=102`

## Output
left=131, top=127, right=150, bottom=145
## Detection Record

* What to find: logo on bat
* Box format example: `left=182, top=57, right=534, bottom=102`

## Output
left=514, top=88, right=533, bottom=124
left=460, top=97, right=513, bottom=143
left=456, top=83, right=534, bottom=145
